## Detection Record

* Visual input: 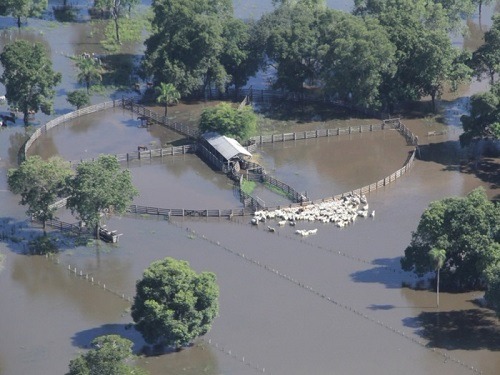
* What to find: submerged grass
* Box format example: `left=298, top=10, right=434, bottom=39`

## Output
left=241, top=179, right=256, bottom=195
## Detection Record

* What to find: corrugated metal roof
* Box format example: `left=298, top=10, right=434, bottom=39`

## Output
left=203, top=132, right=252, bottom=160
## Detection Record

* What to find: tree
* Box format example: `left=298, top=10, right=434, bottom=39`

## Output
left=155, top=83, right=181, bottom=117
left=2, top=0, right=48, bottom=28
left=428, top=248, right=446, bottom=307
left=66, top=155, right=138, bottom=239
left=0, top=40, right=62, bottom=125
left=353, top=0, right=471, bottom=112
left=220, top=18, right=263, bottom=99
left=131, top=257, right=219, bottom=349
left=401, top=188, right=500, bottom=291
left=67, top=90, right=91, bottom=109
left=257, top=0, right=328, bottom=93
left=459, top=82, right=500, bottom=147
left=320, top=10, right=396, bottom=109
left=141, top=0, right=234, bottom=96
left=472, top=0, right=494, bottom=25
left=8, top=156, right=73, bottom=234
left=472, top=14, right=500, bottom=84
left=484, top=257, right=500, bottom=316
left=199, top=102, right=257, bottom=142
left=67, top=334, right=148, bottom=375
left=73, top=55, right=104, bottom=94
left=93, top=0, right=140, bottom=44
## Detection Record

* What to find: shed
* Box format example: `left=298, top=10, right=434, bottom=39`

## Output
left=200, top=132, right=252, bottom=172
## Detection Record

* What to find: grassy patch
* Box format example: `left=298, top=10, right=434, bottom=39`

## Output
left=264, top=182, right=294, bottom=200
left=241, top=179, right=256, bottom=195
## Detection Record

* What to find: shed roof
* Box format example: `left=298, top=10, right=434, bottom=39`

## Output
left=203, top=132, right=252, bottom=160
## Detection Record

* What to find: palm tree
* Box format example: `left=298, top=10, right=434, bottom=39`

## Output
left=155, top=83, right=181, bottom=118
left=75, top=56, right=103, bottom=93
left=428, top=248, right=446, bottom=308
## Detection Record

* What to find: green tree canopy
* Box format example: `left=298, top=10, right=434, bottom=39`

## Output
left=67, top=334, right=148, bottom=375
left=72, top=55, right=104, bottom=94
left=67, top=90, right=91, bottom=109
left=199, top=102, right=257, bottom=142
left=472, top=14, right=500, bottom=84
left=8, top=156, right=73, bottom=233
left=0, top=40, right=62, bottom=125
left=155, top=82, right=181, bottom=117
left=320, top=10, right=396, bottom=109
left=2, top=0, right=48, bottom=28
left=484, top=257, right=500, bottom=316
left=401, top=188, right=500, bottom=291
left=257, top=0, right=328, bottom=93
left=141, top=0, right=235, bottom=96
left=353, top=0, right=471, bottom=111
left=460, top=82, right=500, bottom=146
left=131, top=257, right=219, bottom=348
left=220, top=18, right=263, bottom=97
left=66, top=155, right=138, bottom=239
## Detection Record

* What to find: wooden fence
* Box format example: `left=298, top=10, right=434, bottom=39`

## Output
left=25, top=99, right=419, bottom=225
left=127, top=204, right=250, bottom=218
left=22, top=100, right=120, bottom=161
left=121, top=98, right=199, bottom=139
left=45, top=218, right=86, bottom=234
left=247, top=119, right=418, bottom=147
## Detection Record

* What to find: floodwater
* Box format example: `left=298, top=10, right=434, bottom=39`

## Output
left=1, top=2, right=500, bottom=375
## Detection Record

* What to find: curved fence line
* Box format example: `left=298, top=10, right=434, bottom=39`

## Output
left=24, top=100, right=419, bottom=223
left=22, top=100, right=120, bottom=162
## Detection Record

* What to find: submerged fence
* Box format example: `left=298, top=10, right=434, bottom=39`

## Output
left=22, top=100, right=120, bottom=162
left=121, top=98, right=199, bottom=138
left=24, top=99, right=419, bottom=224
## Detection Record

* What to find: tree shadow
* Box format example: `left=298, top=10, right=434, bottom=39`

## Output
left=0, top=215, right=96, bottom=255
left=71, top=324, right=195, bottom=357
left=350, top=257, right=418, bottom=289
left=71, top=323, right=145, bottom=351
left=402, top=308, right=500, bottom=351
left=255, top=99, right=370, bottom=123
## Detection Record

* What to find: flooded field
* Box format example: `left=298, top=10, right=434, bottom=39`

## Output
left=1, top=1, right=500, bottom=375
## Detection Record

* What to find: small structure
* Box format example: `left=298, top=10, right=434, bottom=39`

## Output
left=199, top=132, right=252, bottom=173
left=99, top=225, right=121, bottom=243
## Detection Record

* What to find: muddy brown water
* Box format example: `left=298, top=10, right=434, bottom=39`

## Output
left=1, top=2, right=500, bottom=375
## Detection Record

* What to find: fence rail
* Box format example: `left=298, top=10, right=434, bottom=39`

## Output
left=22, top=100, right=120, bottom=162
left=122, top=98, right=199, bottom=138
left=127, top=204, right=250, bottom=218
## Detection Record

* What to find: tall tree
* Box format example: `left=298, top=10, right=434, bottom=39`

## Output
left=93, top=0, right=140, bottom=44
left=257, top=0, right=329, bottom=93
left=473, top=0, right=494, bottom=25
left=0, top=40, right=62, bottom=125
left=72, top=55, right=104, bottom=94
left=353, top=0, right=471, bottom=111
left=131, top=257, right=219, bottom=349
left=320, top=10, right=396, bottom=109
left=460, top=82, right=500, bottom=146
left=428, top=248, right=446, bottom=307
left=2, top=0, right=48, bottom=28
left=67, top=155, right=138, bottom=239
left=220, top=18, right=263, bottom=98
left=155, top=82, right=181, bottom=117
left=401, top=188, right=500, bottom=291
left=141, top=0, right=234, bottom=96
left=67, top=335, right=148, bottom=375
left=8, top=156, right=73, bottom=233
left=472, top=14, right=500, bottom=84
